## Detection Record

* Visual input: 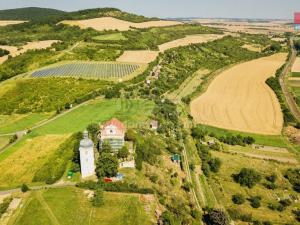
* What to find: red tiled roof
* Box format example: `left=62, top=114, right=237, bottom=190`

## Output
left=102, top=118, right=125, bottom=132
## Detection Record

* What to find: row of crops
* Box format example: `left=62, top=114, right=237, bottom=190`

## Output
left=31, top=62, right=141, bottom=79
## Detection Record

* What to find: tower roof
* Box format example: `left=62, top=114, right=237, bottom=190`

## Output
left=80, top=130, right=93, bottom=148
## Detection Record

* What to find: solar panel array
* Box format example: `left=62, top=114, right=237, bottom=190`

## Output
left=32, top=62, right=141, bottom=79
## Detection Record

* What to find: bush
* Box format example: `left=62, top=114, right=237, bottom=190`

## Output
left=9, top=134, right=18, bottom=144
left=232, top=194, right=245, bottom=205
left=248, top=196, right=261, bottom=208
left=284, top=168, right=300, bottom=193
left=203, top=209, right=229, bottom=225
left=233, top=168, right=261, bottom=188
left=0, top=197, right=12, bottom=217
left=117, top=146, right=129, bottom=160
left=21, top=183, right=29, bottom=193
left=92, top=189, right=104, bottom=207
left=266, top=173, right=277, bottom=183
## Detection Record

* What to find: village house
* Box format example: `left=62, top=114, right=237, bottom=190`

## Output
left=99, top=118, right=126, bottom=152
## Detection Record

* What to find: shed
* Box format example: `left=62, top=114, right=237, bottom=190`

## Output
left=150, top=120, right=158, bottom=130
left=171, top=154, right=181, bottom=163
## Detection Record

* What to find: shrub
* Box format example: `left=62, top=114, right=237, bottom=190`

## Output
left=21, top=183, right=29, bottom=193
left=248, top=196, right=261, bottom=208
left=266, top=173, right=277, bottom=183
left=9, top=134, right=18, bottom=144
left=284, top=168, right=300, bottom=193
left=203, top=209, right=229, bottom=225
left=92, top=189, right=104, bottom=207
left=117, top=146, right=129, bottom=160
left=0, top=197, right=12, bottom=217
left=232, top=194, right=245, bottom=205
left=293, top=209, right=300, bottom=222
left=233, top=168, right=261, bottom=188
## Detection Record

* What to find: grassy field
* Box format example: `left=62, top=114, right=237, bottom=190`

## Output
left=196, top=124, right=288, bottom=148
left=9, top=187, right=154, bottom=225
left=0, top=113, right=50, bottom=134
left=0, top=135, right=68, bottom=188
left=31, top=99, right=154, bottom=136
left=210, top=151, right=300, bottom=224
left=93, top=33, right=127, bottom=41
left=0, top=136, right=10, bottom=149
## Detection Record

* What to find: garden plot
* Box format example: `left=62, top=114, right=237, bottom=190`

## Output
left=191, top=53, right=287, bottom=135
left=32, top=62, right=142, bottom=79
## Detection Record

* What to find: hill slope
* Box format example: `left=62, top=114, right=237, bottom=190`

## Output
left=0, top=7, right=66, bottom=21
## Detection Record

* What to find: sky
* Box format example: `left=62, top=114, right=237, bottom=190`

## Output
left=0, top=0, right=299, bottom=19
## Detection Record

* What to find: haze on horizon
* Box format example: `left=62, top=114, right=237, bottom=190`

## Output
left=0, top=0, right=299, bottom=20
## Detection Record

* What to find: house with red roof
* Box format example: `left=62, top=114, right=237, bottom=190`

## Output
left=100, top=118, right=126, bottom=151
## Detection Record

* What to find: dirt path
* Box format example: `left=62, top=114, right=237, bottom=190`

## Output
left=191, top=53, right=287, bottom=135
left=280, top=39, right=300, bottom=122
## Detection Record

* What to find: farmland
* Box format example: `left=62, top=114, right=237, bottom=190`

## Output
left=292, top=57, right=300, bottom=72
left=61, top=16, right=182, bottom=31
left=32, top=62, right=143, bottom=80
left=0, top=20, right=26, bottom=26
left=191, top=53, right=287, bottom=135
left=8, top=187, right=154, bottom=225
left=92, top=32, right=127, bottom=41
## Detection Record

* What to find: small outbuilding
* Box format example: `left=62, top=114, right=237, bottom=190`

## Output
left=150, top=120, right=158, bottom=130
left=171, top=154, right=181, bottom=164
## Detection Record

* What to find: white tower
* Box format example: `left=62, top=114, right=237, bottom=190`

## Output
left=79, top=130, right=95, bottom=178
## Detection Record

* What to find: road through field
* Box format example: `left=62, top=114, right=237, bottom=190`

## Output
left=191, top=53, right=287, bottom=135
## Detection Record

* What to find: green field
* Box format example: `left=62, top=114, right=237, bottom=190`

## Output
left=0, top=136, right=10, bottom=150
left=0, top=113, right=50, bottom=134
left=93, top=33, right=128, bottom=41
left=209, top=151, right=300, bottom=225
left=9, top=187, right=154, bottom=225
left=31, top=99, right=154, bottom=136
left=195, top=124, right=288, bottom=148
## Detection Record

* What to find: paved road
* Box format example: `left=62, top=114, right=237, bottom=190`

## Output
left=279, top=39, right=300, bottom=122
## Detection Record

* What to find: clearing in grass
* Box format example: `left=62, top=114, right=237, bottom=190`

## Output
left=191, top=53, right=287, bottom=135
left=0, top=135, right=68, bottom=188
left=9, top=187, right=155, bottom=225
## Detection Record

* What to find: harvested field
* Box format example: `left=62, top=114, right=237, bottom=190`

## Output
left=61, top=17, right=182, bottom=31
left=117, top=50, right=159, bottom=64
left=0, top=20, right=26, bottom=26
left=118, top=34, right=224, bottom=63
left=0, top=40, right=59, bottom=64
left=191, top=53, right=287, bottom=135
left=292, top=57, right=300, bottom=72
left=158, top=34, right=224, bottom=52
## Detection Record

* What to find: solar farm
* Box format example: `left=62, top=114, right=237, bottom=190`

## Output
left=31, top=62, right=142, bottom=79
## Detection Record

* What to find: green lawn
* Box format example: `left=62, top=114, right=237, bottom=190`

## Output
left=31, top=99, right=154, bottom=136
left=196, top=124, right=288, bottom=148
left=93, top=33, right=127, bottom=41
left=0, top=113, right=50, bottom=134
left=10, top=187, right=153, bottom=225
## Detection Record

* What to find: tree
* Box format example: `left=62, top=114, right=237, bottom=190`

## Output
left=96, top=153, right=118, bottom=178
left=232, top=194, right=245, bottom=205
left=249, top=196, right=261, bottom=208
left=21, top=183, right=29, bottom=193
left=209, top=158, right=221, bottom=173
left=101, top=141, right=112, bottom=153
left=92, top=189, right=104, bottom=207
left=87, top=123, right=99, bottom=142
left=204, top=209, right=229, bottom=225
left=117, top=146, right=129, bottom=160
left=233, top=168, right=261, bottom=188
